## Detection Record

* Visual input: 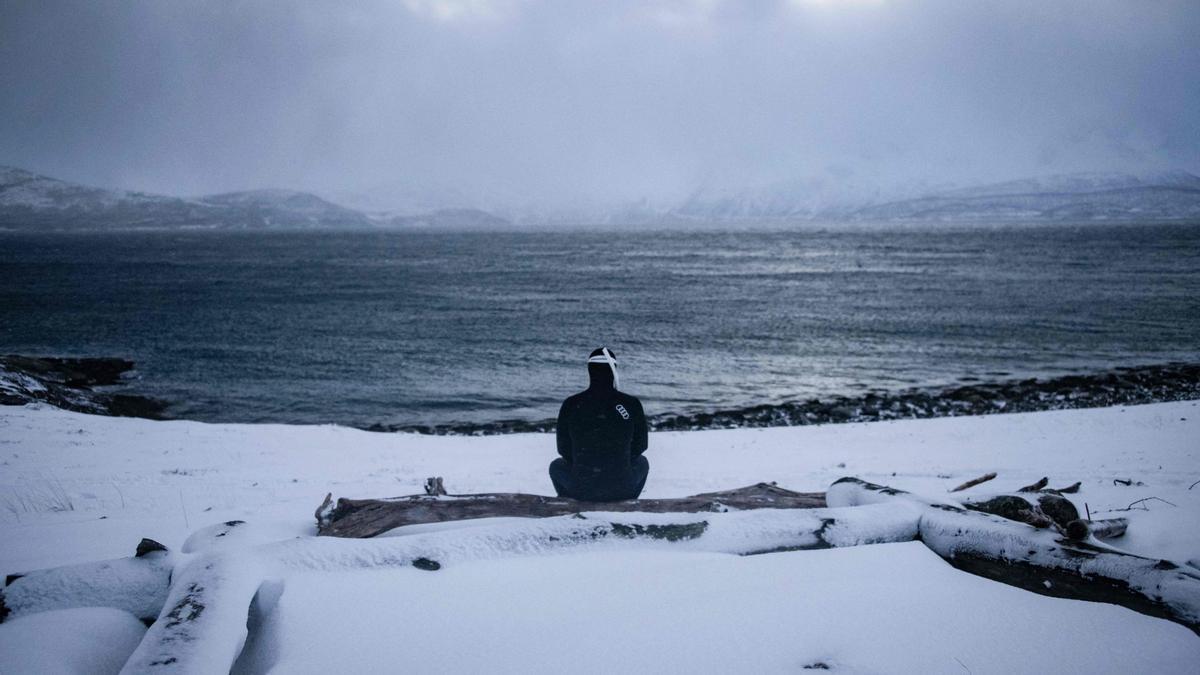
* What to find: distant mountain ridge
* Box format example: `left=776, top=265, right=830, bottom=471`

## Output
left=1, top=165, right=1198, bottom=230
left=670, top=170, right=1200, bottom=224
left=0, top=167, right=512, bottom=231
left=196, top=189, right=370, bottom=229
left=843, top=170, right=1200, bottom=222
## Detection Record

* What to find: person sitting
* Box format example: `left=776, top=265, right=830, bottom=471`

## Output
left=549, top=347, right=649, bottom=501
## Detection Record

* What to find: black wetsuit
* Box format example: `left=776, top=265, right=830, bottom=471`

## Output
left=549, top=366, right=648, bottom=501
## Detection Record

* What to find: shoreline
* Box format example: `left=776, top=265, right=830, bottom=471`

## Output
left=376, top=362, right=1200, bottom=435
left=3, top=354, right=1199, bottom=435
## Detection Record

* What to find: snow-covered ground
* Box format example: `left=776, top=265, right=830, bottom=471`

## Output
left=2, top=401, right=1199, bottom=673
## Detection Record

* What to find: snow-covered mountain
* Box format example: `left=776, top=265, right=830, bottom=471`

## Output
left=0, top=166, right=216, bottom=230
left=0, top=167, right=374, bottom=231
left=0, top=166, right=525, bottom=231
left=844, top=171, right=1200, bottom=222
left=666, top=170, right=1200, bottom=223
left=937, top=170, right=1200, bottom=199
left=4, top=165, right=1199, bottom=230
left=196, top=189, right=371, bottom=229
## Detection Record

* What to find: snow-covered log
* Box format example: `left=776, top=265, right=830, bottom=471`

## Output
left=921, top=505, right=1200, bottom=635
left=22, top=477, right=1200, bottom=674
left=122, top=504, right=920, bottom=674
left=828, top=477, right=1200, bottom=635
left=298, top=503, right=922, bottom=571
left=317, top=482, right=827, bottom=538
left=120, top=552, right=268, bottom=674
left=0, top=541, right=172, bottom=624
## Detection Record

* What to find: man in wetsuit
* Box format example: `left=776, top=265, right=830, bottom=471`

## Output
left=549, top=347, right=649, bottom=501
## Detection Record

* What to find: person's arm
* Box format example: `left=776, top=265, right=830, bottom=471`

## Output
left=631, top=397, right=648, bottom=457
left=556, top=399, right=572, bottom=462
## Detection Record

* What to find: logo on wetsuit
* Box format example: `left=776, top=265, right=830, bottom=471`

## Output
left=615, top=404, right=630, bottom=420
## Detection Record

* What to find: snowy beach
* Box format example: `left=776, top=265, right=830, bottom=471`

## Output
left=5, top=1, right=1200, bottom=673
left=2, top=400, right=1198, bottom=673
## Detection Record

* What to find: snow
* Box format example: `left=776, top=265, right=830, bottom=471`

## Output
left=1, top=400, right=1198, bottom=672
left=0, top=607, right=146, bottom=675
left=231, top=545, right=1198, bottom=675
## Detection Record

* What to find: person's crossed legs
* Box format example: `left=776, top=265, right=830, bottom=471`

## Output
left=548, top=455, right=649, bottom=501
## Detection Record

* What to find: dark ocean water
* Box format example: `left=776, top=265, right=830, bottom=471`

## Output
left=2, top=223, right=1199, bottom=428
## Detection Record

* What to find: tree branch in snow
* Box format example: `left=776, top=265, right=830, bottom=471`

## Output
left=1113, top=497, right=1178, bottom=511
left=949, top=472, right=996, bottom=493
left=1017, top=476, right=1048, bottom=492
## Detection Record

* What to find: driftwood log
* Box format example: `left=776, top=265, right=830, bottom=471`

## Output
left=124, top=502, right=919, bottom=674
left=317, top=482, right=827, bottom=538
left=315, top=476, right=1199, bottom=634
left=828, top=477, right=1200, bottom=636
left=6, top=475, right=1196, bottom=673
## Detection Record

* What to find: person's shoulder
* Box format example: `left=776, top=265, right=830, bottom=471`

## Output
left=561, top=391, right=587, bottom=407
left=616, top=391, right=644, bottom=410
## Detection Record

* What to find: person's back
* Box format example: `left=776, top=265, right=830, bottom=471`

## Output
left=550, top=347, right=648, bottom=501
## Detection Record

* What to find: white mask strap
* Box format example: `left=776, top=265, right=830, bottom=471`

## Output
left=586, top=348, right=619, bottom=389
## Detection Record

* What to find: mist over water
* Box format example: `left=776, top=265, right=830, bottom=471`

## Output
left=2, top=223, right=1198, bottom=428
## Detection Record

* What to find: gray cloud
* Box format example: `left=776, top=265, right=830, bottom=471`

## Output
left=2, top=0, right=1197, bottom=209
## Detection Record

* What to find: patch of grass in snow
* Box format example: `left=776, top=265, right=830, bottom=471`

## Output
left=2, top=479, right=76, bottom=519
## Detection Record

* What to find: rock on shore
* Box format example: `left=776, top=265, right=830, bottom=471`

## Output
left=0, top=355, right=167, bottom=419
left=380, top=362, right=1200, bottom=435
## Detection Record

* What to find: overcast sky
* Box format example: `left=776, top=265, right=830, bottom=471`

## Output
left=2, top=0, right=1198, bottom=208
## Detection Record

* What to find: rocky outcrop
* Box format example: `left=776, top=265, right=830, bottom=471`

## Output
left=0, top=355, right=168, bottom=419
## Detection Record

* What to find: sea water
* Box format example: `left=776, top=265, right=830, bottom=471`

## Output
left=2, top=223, right=1198, bottom=428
